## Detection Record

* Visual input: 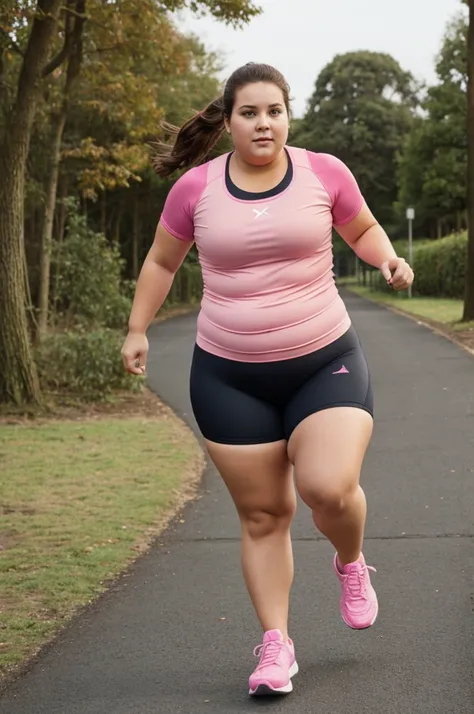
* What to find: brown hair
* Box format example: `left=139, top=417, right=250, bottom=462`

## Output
left=150, top=62, right=291, bottom=177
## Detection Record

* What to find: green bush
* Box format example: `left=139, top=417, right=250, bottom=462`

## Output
left=390, top=238, right=433, bottom=257
left=36, top=329, right=141, bottom=401
left=369, top=232, right=467, bottom=298
left=411, top=232, right=467, bottom=298
left=54, top=202, right=132, bottom=329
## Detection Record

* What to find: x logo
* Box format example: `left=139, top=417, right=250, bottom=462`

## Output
left=253, top=207, right=269, bottom=219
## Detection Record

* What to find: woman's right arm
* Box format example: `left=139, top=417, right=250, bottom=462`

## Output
left=121, top=222, right=193, bottom=375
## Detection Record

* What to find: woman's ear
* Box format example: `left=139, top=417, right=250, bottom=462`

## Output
left=224, top=116, right=231, bottom=134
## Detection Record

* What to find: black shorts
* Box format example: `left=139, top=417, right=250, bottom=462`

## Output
left=189, top=325, right=373, bottom=445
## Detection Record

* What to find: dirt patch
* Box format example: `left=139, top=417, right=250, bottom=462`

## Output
left=0, top=532, right=17, bottom=552
left=0, top=388, right=175, bottom=426
left=0, top=506, right=37, bottom=516
left=450, top=325, right=474, bottom=353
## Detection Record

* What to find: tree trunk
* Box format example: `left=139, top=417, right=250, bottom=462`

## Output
left=51, top=173, right=69, bottom=321
left=36, top=111, right=68, bottom=341
left=36, top=1, right=86, bottom=342
left=0, top=0, right=63, bottom=406
left=114, top=205, right=123, bottom=244
left=437, top=218, right=443, bottom=239
left=463, top=0, right=474, bottom=321
left=132, top=192, right=140, bottom=279
left=56, top=175, right=69, bottom=246
left=100, top=191, right=107, bottom=235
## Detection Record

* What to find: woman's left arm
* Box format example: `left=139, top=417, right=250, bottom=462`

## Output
left=335, top=203, right=414, bottom=291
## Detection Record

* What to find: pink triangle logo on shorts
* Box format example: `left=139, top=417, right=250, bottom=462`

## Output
left=332, top=365, right=349, bottom=375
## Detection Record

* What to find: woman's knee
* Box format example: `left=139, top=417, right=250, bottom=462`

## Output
left=240, top=502, right=296, bottom=539
left=297, top=474, right=359, bottom=515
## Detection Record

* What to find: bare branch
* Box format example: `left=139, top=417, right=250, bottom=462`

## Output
left=86, top=44, right=125, bottom=55
left=41, top=0, right=76, bottom=77
left=60, top=3, right=89, bottom=22
left=41, top=39, right=70, bottom=77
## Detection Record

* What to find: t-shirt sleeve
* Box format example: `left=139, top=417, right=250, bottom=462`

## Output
left=160, top=163, right=208, bottom=242
left=307, top=152, right=364, bottom=226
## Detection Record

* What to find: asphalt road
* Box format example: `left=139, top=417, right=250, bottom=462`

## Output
left=2, top=290, right=474, bottom=714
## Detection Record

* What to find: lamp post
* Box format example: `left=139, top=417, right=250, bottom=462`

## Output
left=406, top=207, right=415, bottom=298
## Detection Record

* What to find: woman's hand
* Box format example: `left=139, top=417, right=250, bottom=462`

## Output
left=380, top=258, right=414, bottom=291
left=121, top=331, right=149, bottom=375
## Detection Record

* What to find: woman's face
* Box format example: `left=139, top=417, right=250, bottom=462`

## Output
left=225, top=82, right=290, bottom=166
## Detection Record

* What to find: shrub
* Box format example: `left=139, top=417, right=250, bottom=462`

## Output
left=36, top=328, right=141, bottom=401
left=369, top=232, right=467, bottom=298
left=411, top=232, right=467, bottom=298
left=54, top=201, right=132, bottom=329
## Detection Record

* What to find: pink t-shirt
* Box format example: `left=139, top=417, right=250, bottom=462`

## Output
left=160, top=146, right=364, bottom=362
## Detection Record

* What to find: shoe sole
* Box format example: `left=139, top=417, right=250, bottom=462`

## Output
left=342, top=599, right=379, bottom=630
left=249, top=661, right=299, bottom=696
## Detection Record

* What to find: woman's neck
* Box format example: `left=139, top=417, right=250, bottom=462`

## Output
left=231, top=147, right=287, bottom=175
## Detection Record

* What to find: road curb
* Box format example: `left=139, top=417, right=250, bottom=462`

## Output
left=345, top=288, right=474, bottom=359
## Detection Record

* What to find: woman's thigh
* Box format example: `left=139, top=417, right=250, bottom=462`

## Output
left=204, top=439, right=296, bottom=526
left=284, top=330, right=374, bottom=502
left=189, top=344, right=286, bottom=445
left=189, top=345, right=295, bottom=519
left=287, top=407, right=373, bottom=506
left=283, top=327, right=373, bottom=442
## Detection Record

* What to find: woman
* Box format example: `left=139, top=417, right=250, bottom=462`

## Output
left=121, top=62, right=414, bottom=697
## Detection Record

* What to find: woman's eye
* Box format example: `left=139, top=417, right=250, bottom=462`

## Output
left=242, top=109, right=282, bottom=118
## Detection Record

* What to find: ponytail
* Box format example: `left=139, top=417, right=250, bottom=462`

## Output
left=150, top=96, right=226, bottom=177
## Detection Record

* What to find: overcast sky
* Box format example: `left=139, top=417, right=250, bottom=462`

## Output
left=177, top=0, right=465, bottom=117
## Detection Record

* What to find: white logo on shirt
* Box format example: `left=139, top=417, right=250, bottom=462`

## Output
left=253, top=207, right=269, bottom=219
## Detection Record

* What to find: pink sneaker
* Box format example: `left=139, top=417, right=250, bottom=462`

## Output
left=334, top=553, right=378, bottom=629
left=248, top=629, right=298, bottom=696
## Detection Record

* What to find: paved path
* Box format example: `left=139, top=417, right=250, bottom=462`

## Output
left=2, top=290, right=474, bottom=713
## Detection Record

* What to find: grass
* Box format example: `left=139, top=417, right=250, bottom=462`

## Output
left=341, top=279, right=474, bottom=332
left=0, top=411, right=203, bottom=682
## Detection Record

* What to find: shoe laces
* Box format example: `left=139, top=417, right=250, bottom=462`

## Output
left=344, top=563, right=376, bottom=600
left=253, top=640, right=285, bottom=669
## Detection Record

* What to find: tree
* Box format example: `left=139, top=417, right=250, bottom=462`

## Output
left=0, top=0, right=262, bottom=406
left=36, top=0, right=87, bottom=342
left=0, top=0, right=64, bottom=406
left=57, top=9, right=223, bottom=274
left=396, top=11, right=468, bottom=239
left=464, top=0, right=474, bottom=320
left=291, top=51, right=419, bottom=229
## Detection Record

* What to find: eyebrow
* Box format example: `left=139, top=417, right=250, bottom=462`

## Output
left=238, top=103, right=283, bottom=110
